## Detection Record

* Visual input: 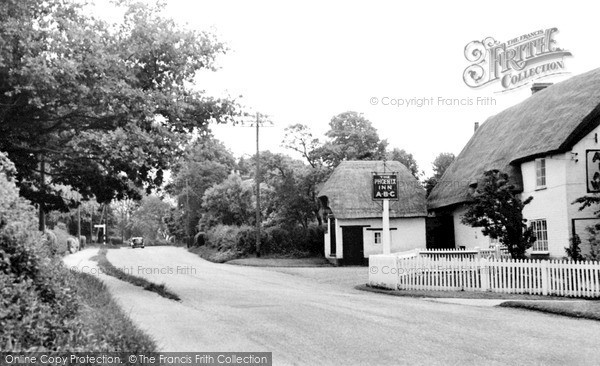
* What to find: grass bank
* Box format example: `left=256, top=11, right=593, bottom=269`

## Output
left=93, top=248, right=180, bottom=302
left=70, top=270, right=158, bottom=352
left=499, top=300, right=600, bottom=321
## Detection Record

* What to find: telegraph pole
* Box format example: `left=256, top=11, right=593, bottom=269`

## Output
left=255, top=113, right=261, bottom=257
left=237, top=111, right=273, bottom=257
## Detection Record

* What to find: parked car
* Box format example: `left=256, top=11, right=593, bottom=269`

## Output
left=129, top=237, right=145, bottom=248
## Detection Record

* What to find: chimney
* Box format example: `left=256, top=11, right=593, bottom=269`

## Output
left=531, top=82, right=553, bottom=94
left=474, top=122, right=479, bottom=133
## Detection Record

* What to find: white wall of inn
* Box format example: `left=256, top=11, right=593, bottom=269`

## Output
left=324, top=217, right=426, bottom=259
left=452, top=205, right=490, bottom=249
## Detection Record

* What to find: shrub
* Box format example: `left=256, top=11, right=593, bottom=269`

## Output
left=51, top=226, right=70, bottom=255
left=0, top=152, right=80, bottom=350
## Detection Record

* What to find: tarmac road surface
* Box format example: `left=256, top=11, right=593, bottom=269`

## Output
left=66, top=247, right=600, bottom=366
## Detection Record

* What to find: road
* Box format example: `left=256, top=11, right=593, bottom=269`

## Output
left=67, top=247, right=600, bottom=366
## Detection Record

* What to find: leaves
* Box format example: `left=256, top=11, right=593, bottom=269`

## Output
left=0, top=0, right=237, bottom=212
left=461, top=170, right=536, bottom=259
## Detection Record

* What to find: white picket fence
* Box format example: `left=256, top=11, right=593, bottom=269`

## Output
left=393, top=255, right=600, bottom=298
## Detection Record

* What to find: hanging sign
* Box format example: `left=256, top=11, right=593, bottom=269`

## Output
left=372, top=174, right=398, bottom=200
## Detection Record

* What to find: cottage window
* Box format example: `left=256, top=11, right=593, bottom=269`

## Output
left=531, top=219, right=548, bottom=252
left=374, top=232, right=382, bottom=245
left=535, top=158, right=546, bottom=188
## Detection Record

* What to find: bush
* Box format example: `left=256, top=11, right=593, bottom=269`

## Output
left=262, top=224, right=325, bottom=257
left=0, top=153, right=80, bottom=350
left=51, top=226, right=70, bottom=255
left=203, top=223, right=326, bottom=258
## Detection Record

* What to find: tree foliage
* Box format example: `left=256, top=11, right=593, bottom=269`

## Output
left=386, top=148, right=420, bottom=179
left=168, top=137, right=236, bottom=236
left=461, top=170, right=536, bottom=259
left=0, top=0, right=236, bottom=215
left=424, top=152, right=455, bottom=196
left=315, top=111, right=387, bottom=167
left=201, top=174, right=275, bottom=227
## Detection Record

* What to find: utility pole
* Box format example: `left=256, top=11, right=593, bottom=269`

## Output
left=38, top=157, right=46, bottom=232
left=255, top=113, right=261, bottom=257
left=186, top=178, right=191, bottom=247
left=237, top=111, right=273, bottom=257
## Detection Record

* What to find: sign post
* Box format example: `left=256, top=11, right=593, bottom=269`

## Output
left=372, top=173, right=398, bottom=255
left=94, top=224, right=106, bottom=245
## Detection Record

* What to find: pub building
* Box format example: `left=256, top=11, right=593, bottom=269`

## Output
left=428, top=68, right=600, bottom=258
left=318, top=160, right=427, bottom=265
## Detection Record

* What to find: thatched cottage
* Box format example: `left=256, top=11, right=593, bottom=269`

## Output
left=318, top=160, right=427, bottom=265
left=428, top=68, right=600, bottom=257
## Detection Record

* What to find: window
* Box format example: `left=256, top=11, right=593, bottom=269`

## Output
left=531, top=219, right=548, bottom=252
left=374, top=232, right=382, bottom=245
left=535, top=158, right=546, bottom=188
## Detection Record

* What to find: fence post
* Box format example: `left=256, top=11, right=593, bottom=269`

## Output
left=495, top=244, right=501, bottom=259
left=480, top=257, right=489, bottom=292
left=541, top=260, right=549, bottom=296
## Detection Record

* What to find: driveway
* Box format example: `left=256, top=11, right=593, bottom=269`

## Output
left=68, top=246, right=600, bottom=365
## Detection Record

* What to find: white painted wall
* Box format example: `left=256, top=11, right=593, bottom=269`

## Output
left=521, top=153, right=570, bottom=257
left=324, top=217, right=426, bottom=258
left=566, top=124, right=600, bottom=256
left=452, top=205, right=491, bottom=249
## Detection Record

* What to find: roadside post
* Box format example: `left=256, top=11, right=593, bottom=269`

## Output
left=94, top=224, right=106, bottom=245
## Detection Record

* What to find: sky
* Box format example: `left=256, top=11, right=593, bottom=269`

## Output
left=97, top=0, right=599, bottom=176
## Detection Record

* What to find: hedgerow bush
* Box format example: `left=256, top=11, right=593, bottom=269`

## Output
left=0, top=152, right=80, bottom=350
left=203, top=223, right=325, bottom=258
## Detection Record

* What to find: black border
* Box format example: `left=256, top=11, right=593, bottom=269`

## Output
left=586, top=149, right=600, bottom=193
left=371, top=172, right=400, bottom=201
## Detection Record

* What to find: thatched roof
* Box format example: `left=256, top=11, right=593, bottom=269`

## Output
left=318, top=160, right=427, bottom=219
left=428, top=68, right=600, bottom=210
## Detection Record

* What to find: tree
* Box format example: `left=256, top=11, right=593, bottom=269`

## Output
left=241, top=151, right=320, bottom=228
left=424, top=152, right=455, bottom=196
left=282, top=124, right=323, bottom=168
left=386, top=148, right=420, bottom=179
left=316, top=111, right=387, bottom=167
left=0, top=0, right=236, bottom=229
left=201, top=174, right=275, bottom=227
left=129, top=195, right=173, bottom=243
left=461, top=170, right=536, bottom=259
left=168, top=137, right=236, bottom=237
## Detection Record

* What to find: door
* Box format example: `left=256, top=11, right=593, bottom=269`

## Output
left=426, top=216, right=455, bottom=249
left=342, top=226, right=365, bottom=265
left=330, top=218, right=336, bottom=256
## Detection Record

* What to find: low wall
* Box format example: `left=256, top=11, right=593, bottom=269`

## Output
left=368, top=254, right=399, bottom=290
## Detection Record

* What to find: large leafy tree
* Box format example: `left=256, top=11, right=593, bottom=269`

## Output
left=168, top=137, right=236, bottom=236
left=316, top=111, right=387, bottom=167
left=424, top=152, right=455, bottom=196
left=386, top=148, right=420, bottom=179
left=241, top=151, right=319, bottom=228
left=201, top=174, right=275, bottom=227
left=0, top=0, right=235, bottom=228
left=461, top=170, right=536, bottom=259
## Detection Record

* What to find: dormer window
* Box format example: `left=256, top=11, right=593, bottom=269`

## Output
left=535, top=158, right=546, bottom=188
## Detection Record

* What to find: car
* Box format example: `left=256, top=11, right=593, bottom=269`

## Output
left=129, top=237, right=145, bottom=248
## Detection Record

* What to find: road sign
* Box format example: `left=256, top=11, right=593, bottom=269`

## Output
left=372, top=174, right=398, bottom=200
left=93, top=224, right=106, bottom=229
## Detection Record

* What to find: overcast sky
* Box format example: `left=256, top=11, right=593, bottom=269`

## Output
left=98, top=0, right=598, bottom=176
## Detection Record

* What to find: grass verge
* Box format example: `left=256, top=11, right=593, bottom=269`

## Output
left=71, top=270, right=158, bottom=352
left=499, top=301, right=600, bottom=321
left=357, top=284, right=590, bottom=300
left=93, top=248, right=181, bottom=302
